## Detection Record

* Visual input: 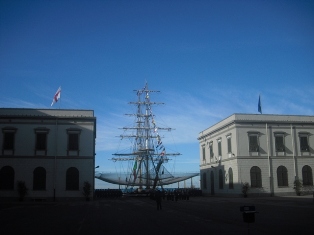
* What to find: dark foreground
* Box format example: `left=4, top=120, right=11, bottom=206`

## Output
left=0, top=195, right=313, bottom=235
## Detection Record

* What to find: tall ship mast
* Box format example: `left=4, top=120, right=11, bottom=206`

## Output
left=96, top=83, right=198, bottom=190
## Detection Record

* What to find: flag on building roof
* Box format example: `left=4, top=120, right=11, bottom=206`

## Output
left=51, top=86, right=61, bottom=106
left=258, top=95, right=262, bottom=114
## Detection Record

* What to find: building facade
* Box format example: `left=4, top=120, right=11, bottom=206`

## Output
left=198, top=114, right=314, bottom=196
left=0, top=108, right=96, bottom=201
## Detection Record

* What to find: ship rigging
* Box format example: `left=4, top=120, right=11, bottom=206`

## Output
left=95, top=83, right=199, bottom=190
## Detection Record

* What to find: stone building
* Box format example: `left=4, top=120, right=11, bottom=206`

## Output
left=0, top=108, right=96, bottom=201
left=198, top=114, right=314, bottom=196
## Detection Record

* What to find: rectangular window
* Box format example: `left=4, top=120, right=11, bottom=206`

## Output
left=36, top=133, right=47, bottom=150
left=218, top=141, right=222, bottom=157
left=209, top=144, right=214, bottom=159
left=202, top=146, right=206, bottom=161
left=275, top=136, right=285, bottom=152
left=2, top=128, right=17, bottom=155
left=67, top=128, right=81, bottom=156
left=34, top=128, right=49, bottom=156
left=3, top=132, right=14, bottom=150
left=300, top=136, right=309, bottom=152
left=227, top=137, right=232, bottom=153
left=249, top=135, right=259, bottom=152
left=68, top=133, right=79, bottom=150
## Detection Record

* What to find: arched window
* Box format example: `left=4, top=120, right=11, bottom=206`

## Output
left=210, top=171, right=215, bottom=195
left=66, top=167, right=79, bottom=190
left=0, top=166, right=14, bottom=190
left=202, top=172, right=207, bottom=189
left=302, top=165, right=313, bottom=186
left=33, top=167, right=46, bottom=190
left=219, top=169, right=224, bottom=189
left=228, top=167, right=234, bottom=189
left=277, top=166, right=288, bottom=187
left=250, top=166, right=262, bottom=188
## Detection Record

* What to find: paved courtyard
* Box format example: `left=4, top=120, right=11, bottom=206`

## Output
left=0, top=195, right=313, bottom=235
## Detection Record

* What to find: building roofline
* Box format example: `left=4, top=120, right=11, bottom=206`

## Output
left=0, top=108, right=95, bottom=118
left=198, top=113, right=314, bottom=139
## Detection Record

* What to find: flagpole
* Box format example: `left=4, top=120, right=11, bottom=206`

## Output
left=266, top=123, right=273, bottom=196
left=291, top=124, right=297, bottom=180
left=59, top=86, right=61, bottom=109
left=53, top=118, right=58, bottom=201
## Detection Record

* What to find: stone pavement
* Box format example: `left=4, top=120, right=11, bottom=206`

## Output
left=0, top=195, right=313, bottom=235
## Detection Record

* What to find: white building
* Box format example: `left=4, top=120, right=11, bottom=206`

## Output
left=0, top=108, right=96, bottom=201
left=198, top=114, right=314, bottom=196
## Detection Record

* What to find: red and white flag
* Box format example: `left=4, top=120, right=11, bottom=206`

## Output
left=51, top=86, right=61, bottom=106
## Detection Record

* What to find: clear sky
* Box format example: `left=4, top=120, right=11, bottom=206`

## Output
left=1, top=0, right=314, bottom=188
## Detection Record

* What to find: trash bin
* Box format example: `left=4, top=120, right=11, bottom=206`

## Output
left=240, top=206, right=256, bottom=223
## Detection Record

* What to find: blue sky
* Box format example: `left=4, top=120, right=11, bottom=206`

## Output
left=1, top=0, right=314, bottom=188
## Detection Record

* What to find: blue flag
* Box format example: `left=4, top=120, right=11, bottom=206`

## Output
left=258, top=95, right=262, bottom=114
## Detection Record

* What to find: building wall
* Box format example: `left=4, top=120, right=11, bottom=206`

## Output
left=199, top=114, right=314, bottom=197
left=0, top=108, right=96, bottom=201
